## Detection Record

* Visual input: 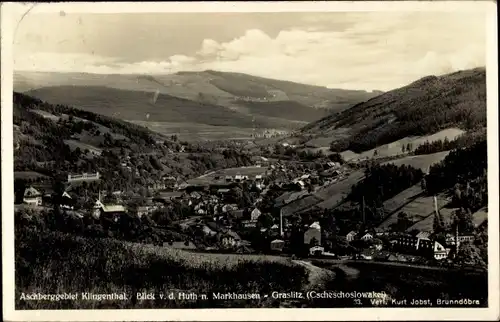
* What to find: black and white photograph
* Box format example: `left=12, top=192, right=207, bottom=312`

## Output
left=1, top=1, right=498, bottom=321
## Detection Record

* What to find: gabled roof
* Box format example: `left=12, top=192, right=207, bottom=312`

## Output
left=24, top=187, right=41, bottom=197
left=229, top=209, right=245, bottom=218
left=416, top=231, right=431, bottom=240
left=102, top=205, right=126, bottom=213
left=156, top=191, right=184, bottom=200
left=62, top=191, right=72, bottom=199
left=309, top=222, right=321, bottom=230
left=95, top=200, right=126, bottom=213
left=251, top=208, right=261, bottom=215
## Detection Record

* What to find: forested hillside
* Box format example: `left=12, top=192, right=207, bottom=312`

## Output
left=301, top=68, right=486, bottom=153
left=13, top=92, right=255, bottom=195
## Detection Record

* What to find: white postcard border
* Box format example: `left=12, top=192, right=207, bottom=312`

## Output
left=1, top=1, right=499, bottom=321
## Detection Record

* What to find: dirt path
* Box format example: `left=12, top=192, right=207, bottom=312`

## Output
left=293, top=260, right=335, bottom=290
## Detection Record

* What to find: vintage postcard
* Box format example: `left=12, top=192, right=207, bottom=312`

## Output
left=1, top=1, right=499, bottom=321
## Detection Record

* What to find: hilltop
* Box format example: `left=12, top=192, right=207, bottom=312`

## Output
left=301, top=67, right=486, bottom=153
left=15, top=70, right=378, bottom=139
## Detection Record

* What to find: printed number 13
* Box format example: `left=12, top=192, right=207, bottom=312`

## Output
left=354, top=299, right=362, bottom=305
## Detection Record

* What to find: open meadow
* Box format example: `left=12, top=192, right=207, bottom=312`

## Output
left=314, top=170, right=365, bottom=209
left=378, top=193, right=451, bottom=230
left=381, top=151, right=451, bottom=172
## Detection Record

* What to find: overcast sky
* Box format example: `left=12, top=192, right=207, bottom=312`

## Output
left=13, top=9, right=487, bottom=91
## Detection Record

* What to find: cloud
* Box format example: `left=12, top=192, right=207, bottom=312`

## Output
left=14, top=12, right=486, bottom=91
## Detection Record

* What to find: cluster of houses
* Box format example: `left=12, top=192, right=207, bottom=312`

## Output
left=18, top=158, right=480, bottom=265
left=341, top=223, right=475, bottom=262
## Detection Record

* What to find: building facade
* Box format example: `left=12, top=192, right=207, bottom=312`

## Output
left=304, top=222, right=321, bottom=246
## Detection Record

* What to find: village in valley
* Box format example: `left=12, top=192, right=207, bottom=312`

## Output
left=10, top=8, right=491, bottom=310
left=16, top=138, right=487, bottom=269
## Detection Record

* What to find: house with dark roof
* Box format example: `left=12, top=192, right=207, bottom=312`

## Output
left=153, top=191, right=184, bottom=203
left=392, top=234, right=449, bottom=260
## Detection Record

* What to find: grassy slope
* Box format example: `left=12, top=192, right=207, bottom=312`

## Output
left=301, top=68, right=486, bottom=152
left=381, top=151, right=451, bottom=172
left=378, top=187, right=452, bottom=230
left=342, top=128, right=465, bottom=161
left=314, top=170, right=366, bottom=209
left=16, top=229, right=308, bottom=309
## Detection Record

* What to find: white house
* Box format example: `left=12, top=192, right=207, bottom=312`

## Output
left=219, top=231, right=241, bottom=249
left=309, top=245, right=325, bottom=256
left=346, top=231, right=357, bottom=242
left=433, top=241, right=448, bottom=260
left=93, top=199, right=127, bottom=220
left=23, top=187, right=42, bottom=206
left=60, top=191, right=74, bottom=210
left=270, top=239, right=285, bottom=252
left=250, top=208, right=261, bottom=221
left=361, top=233, right=373, bottom=241
left=458, top=235, right=475, bottom=243
left=67, top=172, right=100, bottom=183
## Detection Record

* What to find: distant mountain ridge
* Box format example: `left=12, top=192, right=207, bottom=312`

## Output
left=301, top=67, right=487, bottom=153
left=15, top=70, right=379, bottom=132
